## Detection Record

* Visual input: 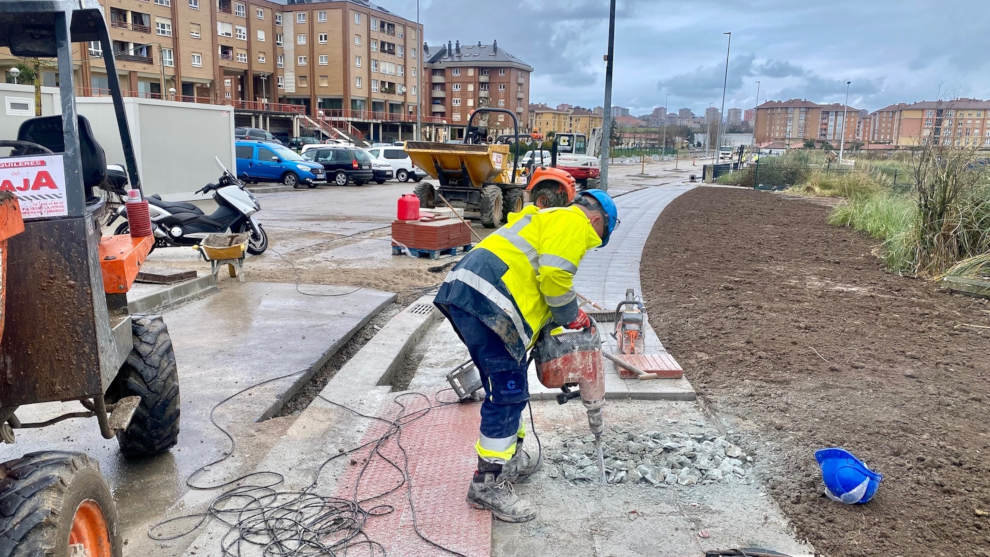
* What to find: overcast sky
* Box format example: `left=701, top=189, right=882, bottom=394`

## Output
left=378, top=0, right=990, bottom=117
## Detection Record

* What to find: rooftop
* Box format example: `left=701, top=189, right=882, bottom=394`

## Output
left=424, top=40, right=533, bottom=72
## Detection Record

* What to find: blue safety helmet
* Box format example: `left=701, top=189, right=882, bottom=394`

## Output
left=578, top=189, right=619, bottom=246
left=815, top=448, right=883, bottom=504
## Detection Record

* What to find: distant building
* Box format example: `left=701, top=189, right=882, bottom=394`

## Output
left=754, top=99, right=864, bottom=145
left=705, top=107, right=720, bottom=125
left=743, top=109, right=755, bottom=123
left=529, top=103, right=602, bottom=139
left=611, top=106, right=630, bottom=117
left=727, top=108, right=742, bottom=126
left=645, top=106, right=667, bottom=127
left=677, top=107, right=694, bottom=125
left=423, top=39, right=532, bottom=138
left=866, top=98, right=990, bottom=147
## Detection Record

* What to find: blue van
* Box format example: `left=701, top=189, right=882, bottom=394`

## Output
left=235, top=140, right=325, bottom=188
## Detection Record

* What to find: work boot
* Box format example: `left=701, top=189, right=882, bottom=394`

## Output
left=501, top=438, right=541, bottom=483
left=467, top=459, right=536, bottom=523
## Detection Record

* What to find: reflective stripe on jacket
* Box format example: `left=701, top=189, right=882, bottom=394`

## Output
left=434, top=204, right=601, bottom=362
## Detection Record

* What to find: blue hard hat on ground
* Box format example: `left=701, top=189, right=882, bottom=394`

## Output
left=578, top=189, right=619, bottom=246
left=815, top=447, right=883, bottom=504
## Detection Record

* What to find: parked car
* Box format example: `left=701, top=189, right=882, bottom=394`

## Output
left=235, top=140, right=325, bottom=187
left=301, top=145, right=374, bottom=186
left=370, top=158, right=394, bottom=184
left=235, top=127, right=283, bottom=145
left=365, top=146, right=423, bottom=182
left=288, top=136, right=321, bottom=150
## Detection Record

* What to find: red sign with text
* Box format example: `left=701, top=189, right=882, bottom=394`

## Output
left=0, top=155, right=68, bottom=219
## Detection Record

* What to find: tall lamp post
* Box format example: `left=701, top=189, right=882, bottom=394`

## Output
left=414, top=0, right=421, bottom=141
left=713, top=31, right=731, bottom=165
left=839, top=80, right=851, bottom=163
left=752, top=79, right=760, bottom=146
left=599, top=0, right=616, bottom=191
left=661, top=93, right=668, bottom=158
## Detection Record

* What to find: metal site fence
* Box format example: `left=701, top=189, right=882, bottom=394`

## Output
left=716, top=158, right=915, bottom=191
left=609, top=147, right=678, bottom=159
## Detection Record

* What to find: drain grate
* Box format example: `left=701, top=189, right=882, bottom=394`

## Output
left=408, top=303, right=434, bottom=316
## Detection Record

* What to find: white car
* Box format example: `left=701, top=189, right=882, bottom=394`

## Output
left=365, top=146, right=424, bottom=182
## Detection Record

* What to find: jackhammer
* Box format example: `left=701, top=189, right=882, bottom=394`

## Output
left=533, top=320, right=606, bottom=483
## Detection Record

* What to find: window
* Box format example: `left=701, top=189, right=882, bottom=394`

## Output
left=296, top=12, right=305, bottom=23
left=277, top=75, right=284, bottom=88
left=319, top=75, right=329, bottom=87
left=161, top=47, right=174, bottom=66
left=467, top=83, right=473, bottom=91
left=88, top=41, right=102, bottom=56
left=224, top=78, right=231, bottom=87
left=398, top=29, right=403, bottom=39
left=297, top=34, right=306, bottom=45
left=354, top=35, right=361, bottom=46
left=297, top=55, right=307, bottom=65
left=397, top=65, right=404, bottom=77
left=411, top=85, right=416, bottom=97
left=319, top=11, right=327, bottom=22
left=277, top=54, right=284, bottom=68
left=156, top=19, right=172, bottom=37
left=235, top=26, right=246, bottom=40
left=411, top=67, right=416, bottom=78
left=257, top=30, right=265, bottom=41
left=370, top=59, right=378, bottom=72
left=257, top=53, right=266, bottom=63
left=353, top=12, right=360, bottom=24
left=397, top=46, right=403, bottom=57
left=453, top=112, right=461, bottom=121
left=318, top=32, right=328, bottom=44
left=498, top=83, right=506, bottom=91
left=467, top=98, right=472, bottom=106
left=188, top=0, right=198, bottom=9
left=355, top=56, right=362, bottom=67
left=256, top=8, right=264, bottom=19
left=452, top=83, right=461, bottom=91
left=190, top=23, right=201, bottom=38
left=154, top=0, right=170, bottom=6
left=275, top=13, right=282, bottom=25
left=191, top=52, right=202, bottom=67
left=452, top=68, right=460, bottom=76
left=452, top=98, right=461, bottom=107
left=319, top=55, right=328, bottom=65
left=370, top=17, right=378, bottom=29
left=411, top=47, right=416, bottom=59
left=371, top=79, right=378, bottom=92
left=235, top=145, right=253, bottom=159
left=498, top=98, right=505, bottom=107
left=355, top=76, right=362, bottom=88
left=234, top=2, right=245, bottom=17
left=370, top=39, right=378, bottom=52
left=298, top=75, right=308, bottom=87
left=275, top=33, right=283, bottom=45
left=218, top=22, right=232, bottom=37
left=236, top=51, right=247, bottom=63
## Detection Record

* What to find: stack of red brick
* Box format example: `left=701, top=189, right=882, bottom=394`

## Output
left=391, top=210, right=472, bottom=252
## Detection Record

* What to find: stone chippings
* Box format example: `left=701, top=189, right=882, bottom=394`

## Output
left=543, top=429, right=753, bottom=487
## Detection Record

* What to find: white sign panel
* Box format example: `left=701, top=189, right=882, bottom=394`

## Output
left=492, top=152, right=504, bottom=169
left=0, top=154, right=68, bottom=219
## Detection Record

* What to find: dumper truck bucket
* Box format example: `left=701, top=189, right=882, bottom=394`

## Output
left=404, top=141, right=512, bottom=187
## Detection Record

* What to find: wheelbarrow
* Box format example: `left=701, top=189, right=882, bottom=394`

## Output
left=197, top=232, right=249, bottom=281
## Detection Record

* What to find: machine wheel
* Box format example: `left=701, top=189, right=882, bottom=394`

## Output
left=503, top=188, right=525, bottom=223
left=531, top=181, right=569, bottom=209
left=0, top=452, right=121, bottom=557
left=413, top=181, right=436, bottom=208
left=412, top=174, right=423, bottom=183
left=113, top=222, right=156, bottom=254
left=238, top=222, right=269, bottom=255
left=110, top=315, right=181, bottom=458
left=584, top=177, right=601, bottom=190
left=479, top=185, right=503, bottom=228
left=396, top=169, right=409, bottom=182
left=334, top=172, right=348, bottom=186
left=282, top=172, right=299, bottom=188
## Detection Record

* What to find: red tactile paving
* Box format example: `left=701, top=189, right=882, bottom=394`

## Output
left=333, top=395, right=490, bottom=557
left=615, top=351, right=684, bottom=379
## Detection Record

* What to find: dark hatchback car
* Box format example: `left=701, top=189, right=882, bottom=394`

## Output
left=302, top=146, right=374, bottom=185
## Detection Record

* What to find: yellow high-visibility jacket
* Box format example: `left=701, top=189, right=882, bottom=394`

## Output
left=434, top=204, right=601, bottom=363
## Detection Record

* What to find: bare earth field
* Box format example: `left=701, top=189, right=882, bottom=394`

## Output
left=640, top=187, right=990, bottom=557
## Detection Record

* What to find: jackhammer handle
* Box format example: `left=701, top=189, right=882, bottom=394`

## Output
left=556, top=389, right=581, bottom=405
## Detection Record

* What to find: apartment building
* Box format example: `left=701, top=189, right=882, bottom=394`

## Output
left=422, top=40, right=532, bottom=139
left=726, top=108, right=742, bottom=126
left=1, top=0, right=425, bottom=140
left=754, top=99, right=862, bottom=145
left=528, top=103, right=603, bottom=139
left=865, top=99, right=990, bottom=148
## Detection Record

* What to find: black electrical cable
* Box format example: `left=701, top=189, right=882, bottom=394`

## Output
left=147, top=369, right=470, bottom=556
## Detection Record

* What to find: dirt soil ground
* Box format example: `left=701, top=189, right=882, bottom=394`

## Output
left=640, top=187, right=990, bottom=557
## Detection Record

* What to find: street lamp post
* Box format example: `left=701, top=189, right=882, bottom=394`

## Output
left=752, top=79, right=760, bottom=146
left=599, top=0, right=616, bottom=191
left=661, top=93, right=668, bottom=159
left=713, top=31, right=731, bottom=165
left=414, top=0, right=421, bottom=141
left=839, top=80, right=851, bottom=163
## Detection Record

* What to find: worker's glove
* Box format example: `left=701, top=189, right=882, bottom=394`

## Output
left=566, top=309, right=591, bottom=331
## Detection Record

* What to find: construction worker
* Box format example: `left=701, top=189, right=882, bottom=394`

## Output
left=434, top=189, right=619, bottom=523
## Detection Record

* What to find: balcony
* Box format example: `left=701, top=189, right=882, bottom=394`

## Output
left=515, top=105, right=523, bottom=112
left=114, top=51, right=153, bottom=64
left=478, top=74, right=489, bottom=82
left=517, top=76, right=524, bottom=85
left=431, top=74, right=445, bottom=83
left=478, top=90, right=488, bottom=98
left=430, top=89, right=445, bottom=97
left=431, top=104, right=445, bottom=113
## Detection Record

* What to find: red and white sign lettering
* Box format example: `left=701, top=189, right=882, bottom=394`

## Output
left=0, top=155, right=68, bottom=219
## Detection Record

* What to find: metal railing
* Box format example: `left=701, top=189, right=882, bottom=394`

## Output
left=111, top=20, right=151, bottom=33
left=113, top=51, right=153, bottom=63
left=231, top=99, right=306, bottom=114
left=318, top=108, right=447, bottom=125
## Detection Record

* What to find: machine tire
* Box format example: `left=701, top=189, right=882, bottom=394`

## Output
left=282, top=172, right=299, bottom=188
left=502, top=188, right=525, bottom=223
left=412, top=174, right=423, bottom=183
left=413, top=181, right=436, bottom=208
left=479, top=185, right=503, bottom=228
left=584, top=177, right=601, bottom=190
left=113, top=222, right=156, bottom=254
left=238, top=222, right=269, bottom=255
left=0, top=452, right=121, bottom=557
left=531, top=180, right=569, bottom=209
left=111, top=315, right=181, bottom=458
left=334, top=172, right=348, bottom=186
left=396, top=169, right=409, bottom=182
